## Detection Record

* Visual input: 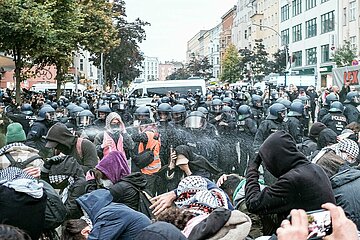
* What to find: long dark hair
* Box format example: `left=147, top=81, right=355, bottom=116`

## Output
left=156, top=207, right=195, bottom=230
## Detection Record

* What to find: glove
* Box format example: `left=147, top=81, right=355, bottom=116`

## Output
left=43, top=155, right=65, bottom=170
left=248, top=154, right=262, bottom=170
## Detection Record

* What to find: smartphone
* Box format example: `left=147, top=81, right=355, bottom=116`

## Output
left=306, top=210, right=332, bottom=239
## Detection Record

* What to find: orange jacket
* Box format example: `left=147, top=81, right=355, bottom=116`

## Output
left=138, top=131, right=161, bottom=175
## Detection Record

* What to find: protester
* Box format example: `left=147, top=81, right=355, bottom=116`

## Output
left=245, top=131, right=336, bottom=234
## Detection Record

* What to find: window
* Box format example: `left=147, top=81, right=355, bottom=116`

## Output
left=343, top=8, right=347, bottom=26
left=292, top=24, right=302, bottom=42
left=80, top=59, right=84, bottom=72
left=306, top=18, right=317, bottom=38
left=321, top=0, right=329, bottom=2
left=306, top=0, right=316, bottom=10
left=293, top=51, right=302, bottom=67
left=244, top=29, right=248, bottom=39
left=349, top=1, right=356, bottom=21
left=281, top=29, right=290, bottom=45
left=321, top=44, right=330, bottom=62
left=281, top=4, right=290, bottom=22
left=306, top=47, right=317, bottom=65
left=321, top=11, right=335, bottom=33
left=350, top=36, right=357, bottom=52
left=292, top=0, right=302, bottom=17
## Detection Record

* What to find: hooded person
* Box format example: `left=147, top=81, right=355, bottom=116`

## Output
left=44, top=122, right=98, bottom=172
left=245, top=130, right=336, bottom=234
left=76, top=189, right=151, bottom=240
left=93, top=112, right=134, bottom=160
left=166, top=144, right=222, bottom=186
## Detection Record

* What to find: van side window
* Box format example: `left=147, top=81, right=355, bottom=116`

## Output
left=132, top=89, right=143, bottom=98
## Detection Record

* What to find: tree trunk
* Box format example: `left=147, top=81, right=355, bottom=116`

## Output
left=14, top=48, right=22, bottom=105
left=55, top=62, right=64, bottom=100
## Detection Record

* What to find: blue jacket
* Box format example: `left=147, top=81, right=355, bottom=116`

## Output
left=76, top=189, right=151, bottom=240
left=331, top=166, right=360, bottom=229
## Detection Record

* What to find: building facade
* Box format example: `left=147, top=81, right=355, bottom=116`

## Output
left=158, top=61, right=184, bottom=81
left=279, top=0, right=340, bottom=88
left=138, top=56, right=159, bottom=81
left=220, top=5, right=237, bottom=74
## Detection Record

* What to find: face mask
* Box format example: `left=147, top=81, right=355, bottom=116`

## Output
left=110, top=124, right=118, bottom=129
left=56, top=144, right=71, bottom=155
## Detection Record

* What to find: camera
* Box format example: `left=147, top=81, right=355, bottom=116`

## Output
left=289, top=209, right=332, bottom=240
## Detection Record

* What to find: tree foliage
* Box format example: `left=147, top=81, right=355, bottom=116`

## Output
left=332, top=40, right=356, bottom=67
left=187, top=53, right=213, bottom=80
left=269, top=47, right=288, bottom=74
left=91, top=0, right=149, bottom=88
left=167, top=67, right=190, bottom=80
left=0, top=0, right=53, bottom=103
left=220, top=44, right=241, bottom=83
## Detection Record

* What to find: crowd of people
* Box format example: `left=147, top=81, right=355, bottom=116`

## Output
left=0, top=81, right=359, bottom=240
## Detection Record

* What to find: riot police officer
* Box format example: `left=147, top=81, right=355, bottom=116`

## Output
left=318, top=93, right=338, bottom=122
left=93, top=105, right=112, bottom=129
left=250, top=94, right=265, bottom=127
left=287, top=101, right=305, bottom=143
left=343, top=91, right=359, bottom=124
left=253, top=103, right=289, bottom=153
left=321, top=101, right=348, bottom=135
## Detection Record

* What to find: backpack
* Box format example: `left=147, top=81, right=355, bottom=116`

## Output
left=125, top=181, right=155, bottom=219
left=40, top=180, right=67, bottom=230
left=5, top=152, right=42, bottom=169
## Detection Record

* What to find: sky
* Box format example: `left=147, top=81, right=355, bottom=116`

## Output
left=125, top=0, right=236, bottom=63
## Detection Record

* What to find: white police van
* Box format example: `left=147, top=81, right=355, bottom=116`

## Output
left=127, top=79, right=206, bottom=106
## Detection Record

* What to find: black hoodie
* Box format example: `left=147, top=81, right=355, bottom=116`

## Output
left=109, top=172, right=147, bottom=211
left=45, top=123, right=98, bottom=172
left=245, top=131, right=335, bottom=233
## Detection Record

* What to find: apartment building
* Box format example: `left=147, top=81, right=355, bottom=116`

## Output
left=138, top=56, right=159, bottom=81
left=220, top=6, right=237, bottom=73
left=279, top=0, right=339, bottom=87
left=339, top=1, right=359, bottom=55
left=158, top=61, right=183, bottom=81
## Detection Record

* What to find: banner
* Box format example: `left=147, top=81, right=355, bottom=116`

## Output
left=332, top=65, right=360, bottom=87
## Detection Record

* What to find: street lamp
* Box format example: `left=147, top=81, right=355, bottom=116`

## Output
left=252, top=23, right=289, bottom=87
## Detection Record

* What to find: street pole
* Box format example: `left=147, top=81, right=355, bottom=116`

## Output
left=252, top=23, right=289, bottom=87
left=100, top=53, right=104, bottom=91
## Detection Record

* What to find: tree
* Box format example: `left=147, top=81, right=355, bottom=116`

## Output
left=91, top=0, right=149, bottom=89
left=252, top=40, right=271, bottom=81
left=220, top=44, right=241, bottom=83
left=167, top=67, right=190, bottom=80
left=0, top=0, right=53, bottom=104
left=187, top=53, right=213, bottom=80
left=269, top=47, right=288, bottom=74
left=32, top=0, right=84, bottom=99
left=332, top=40, right=356, bottom=67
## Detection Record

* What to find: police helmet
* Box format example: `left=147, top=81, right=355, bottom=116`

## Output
left=76, top=110, right=95, bottom=127
left=21, top=103, right=33, bottom=116
left=134, top=106, right=151, bottom=122
left=344, top=91, right=360, bottom=104
left=251, top=94, right=263, bottom=107
left=97, top=105, right=112, bottom=114
left=161, top=96, right=171, bottom=104
left=210, top=99, right=223, bottom=113
left=279, top=99, right=292, bottom=110
left=38, top=106, right=56, bottom=121
left=184, top=111, right=206, bottom=129
left=178, top=98, right=190, bottom=110
left=288, top=102, right=304, bottom=117
left=267, top=103, right=287, bottom=120
left=197, top=106, right=209, bottom=115
left=325, top=93, right=339, bottom=106
left=237, top=105, right=252, bottom=119
left=329, top=101, right=344, bottom=113
left=69, top=106, right=84, bottom=118
left=172, top=104, right=187, bottom=124
left=158, top=103, right=172, bottom=122
left=222, top=97, right=234, bottom=108
left=79, top=102, right=90, bottom=110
